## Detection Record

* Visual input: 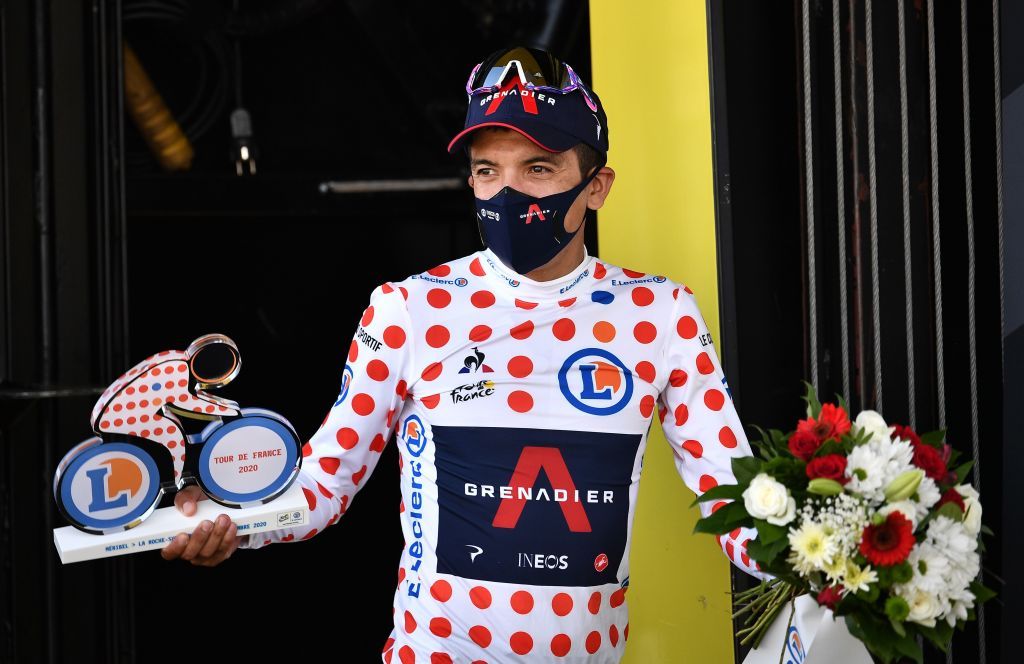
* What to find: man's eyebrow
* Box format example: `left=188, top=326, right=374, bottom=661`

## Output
left=469, top=158, right=497, bottom=169
left=469, top=154, right=565, bottom=169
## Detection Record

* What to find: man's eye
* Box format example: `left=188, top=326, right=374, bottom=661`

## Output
left=529, top=165, right=551, bottom=174
left=475, top=168, right=494, bottom=176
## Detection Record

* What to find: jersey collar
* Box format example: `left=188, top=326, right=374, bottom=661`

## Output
left=478, top=246, right=596, bottom=300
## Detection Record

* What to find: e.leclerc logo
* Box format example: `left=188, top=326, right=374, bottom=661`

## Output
left=333, top=364, right=354, bottom=407
left=61, top=443, right=160, bottom=529
left=558, top=348, right=634, bottom=415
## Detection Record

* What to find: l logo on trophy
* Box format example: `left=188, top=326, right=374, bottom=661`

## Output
left=52, top=333, right=309, bottom=563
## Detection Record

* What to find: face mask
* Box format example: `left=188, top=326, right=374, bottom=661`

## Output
left=475, top=162, right=604, bottom=275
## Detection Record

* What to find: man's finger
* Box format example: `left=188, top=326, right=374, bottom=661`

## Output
left=197, top=515, right=231, bottom=559
left=180, top=520, right=213, bottom=561
left=173, top=485, right=207, bottom=517
left=160, top=533, right=189, bottom=560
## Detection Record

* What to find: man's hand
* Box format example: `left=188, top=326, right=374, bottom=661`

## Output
left=160, top=485, right=243, bottom=566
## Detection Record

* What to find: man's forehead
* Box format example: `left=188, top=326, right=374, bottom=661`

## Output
left=468, top=129, right=569, bottom=162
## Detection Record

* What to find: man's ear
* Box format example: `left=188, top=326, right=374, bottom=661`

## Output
left=585, top=166, right=616, bottom=211
left=468, top=174, right=475, bottom=188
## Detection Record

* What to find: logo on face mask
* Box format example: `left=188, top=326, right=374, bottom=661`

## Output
left=558, top=348, right=634, bottom=416
left=523, top=204, right=548, bottom=223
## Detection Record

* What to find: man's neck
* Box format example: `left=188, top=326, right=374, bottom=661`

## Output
left=523, top=230, right=587, bottom=282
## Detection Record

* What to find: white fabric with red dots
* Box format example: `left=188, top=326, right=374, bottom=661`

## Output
left=241, top=246, right=766, bottom=663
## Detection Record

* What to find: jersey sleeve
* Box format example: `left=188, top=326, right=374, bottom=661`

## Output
left=656, top=286, right=770, bottom=581
left=239, top=281, right=413, bottom=549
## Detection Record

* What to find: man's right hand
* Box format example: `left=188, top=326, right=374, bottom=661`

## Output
left=160, top=485, right=243, bottom=566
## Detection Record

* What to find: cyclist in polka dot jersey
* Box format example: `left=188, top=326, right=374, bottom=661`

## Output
left=162, top=46, right=769, bottom=662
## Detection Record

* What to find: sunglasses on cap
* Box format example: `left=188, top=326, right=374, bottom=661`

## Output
left=464, top=46, right=599, bottom=113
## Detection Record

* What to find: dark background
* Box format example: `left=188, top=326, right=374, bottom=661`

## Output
left=0, top=0, right=1013, bottom=662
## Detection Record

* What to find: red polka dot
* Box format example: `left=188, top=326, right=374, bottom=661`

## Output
left=594, top=262, right=607, bottom=279
left=669, top=369, right=688, bottom=387
left=361, top=306, right=374, bottom=326
left=430, top=654, right=452, bottom=664
left=396, top=380, right=408, bottom=399
left=712, top=501, right=727, bottom=513
left=510, top=632, right=533, bottom=655
left=631, top=286, right=654, bottom=306
left=558, top=297, right=576, bottom=308
left=510, top=320, right=534, bottom=340
left=677, top=316, right=698, bottom=339
left=625, top=624, right=630, bottom=640
left=428, top=264, right=451, bottom=277
left=705, top=389, right=725, bottom=410
left=633, top=321, right=657, bottom=344
left=610, top=588, right=626, bottom=608
left=682, top=440, right=704, bottom=458
left=634, top=361, right=655, bottom=383
left=507, top=356, right=533, bottom=378
left=471, top=291, right=495, bottom=308
left=302, top=487, right=316, bottom=511
left=427, top=289, right=451, bottom=308
left=699, top=474, right=718, bottom=492
left=421, top=362, right=443, bottom=381
left=588, top=591, right=602, bottom=614
left=430, top=580, right=452, bottom=602
left=719, top=426, right=738, bottom=448
left=404, top=610, right=418, bottom=634
left=381, top=283, right=394, bottom=294
left=469, top=325, right=492, bottom=342
left=336, top=427, right=359, bottom=449
left=370, top=433, right=387, bottom=452
left=515, top=298, right=538, bottom=309
left=508, top=391, right=533, bottom=413
left=585, top=631, right=602, bottom=654
left=674, top=403, right=689, bottom=426
left=367, top=359, right=390, bottom=381
left=552, top=593, right=573, bottom=616
left=421, top=394, right=440, bottom=409
left=320, top=457, right=340, bottom=475
left=384, top=326, right=406, bottom=348
left=470, top=257, right=485, bottom=276
left=639, top=395, right=656, bottom=418
left=609, top=624, right=620, bottom=647
left=551, top=634, right=572, bottom=657
left=352, top=393, right=375, bottom=415
left=511, top=590, right=534, bottom=614
left=426, top=325, right=450, bottom=348
left=400, top=287, right=409, bottom=300
left=429, top=617, right=452, bottom=638
left=623, top=268, right=645, bottom=278
left=469, top=626, right=492, bottom=648
left=696, top=352, right=714, bottom=375
left=399, top=645, right=415, bottom=664
left=552, top=318, right=575, bottom=341
left=592, top=321, right=616, bottom=342
left=470, top=586, right=492, bottom=609
left=352, top=465, right=368, bottom=484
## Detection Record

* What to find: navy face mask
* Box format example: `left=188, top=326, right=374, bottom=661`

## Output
left=475, top=162, right=604, bottom=275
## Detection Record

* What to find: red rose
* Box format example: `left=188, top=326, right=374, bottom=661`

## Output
left=816, top=585, right=844, bottom=610
left=937, top=487, right=966, bottom=513
left=910, top=440, right=948, bottom=481
left=788, top=430, right=822, bottom=461
left=859, top=512, right=915, bottom=566
left=806, top=454, right=849, bottom=484
left=796, top=403, right=852, bottom=444
left=891, top=424, right=921, bottom=446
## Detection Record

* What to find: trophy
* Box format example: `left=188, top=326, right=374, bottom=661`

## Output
left=52, top=333, right=308, bottom=563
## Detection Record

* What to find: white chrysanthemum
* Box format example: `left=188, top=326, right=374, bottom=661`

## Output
left=841, top=560, right=878, bottom=593
left=903, top=543, right=951, bottom=595
left=788, top=521, right=837, bottom=573
left=909, top=476, right=942, bottom=521
left=956, top=483, right=983, bottom=536
left=879, top=437, right=916, bottom=488
left=845, top=444, right=887, bottom=501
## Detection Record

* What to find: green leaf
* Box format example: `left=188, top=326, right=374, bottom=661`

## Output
left=936, top=501, right=965, bottom=522
left=722, top=502, right=754, bottom=528
left=970, top=581, right=997, bottom=604
left=692, top=507, right=729, bottom=535
left=919, top=429, right=946, bottom=446
left=731, top=456, right=762, bottom=485
left=690, top=483, right=744, bottom=506
left=746, top=535, right=789, bottom=565
left=889, top=617, right=906, bottom=638
left=892, top=630, right=924, bottom=663
left=954, top=460, right=975, bottom=484
left=753, top=520, right=787, bottom=545
left=801, top=380, right=822, bottom=419
left=837, top=393, right=850, bottom=414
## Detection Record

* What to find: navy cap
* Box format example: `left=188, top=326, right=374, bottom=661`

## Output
left=447, top=67, right=609, bottom=156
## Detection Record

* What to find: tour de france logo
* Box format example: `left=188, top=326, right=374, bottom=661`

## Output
left=558, top=348, right=634, bottom=416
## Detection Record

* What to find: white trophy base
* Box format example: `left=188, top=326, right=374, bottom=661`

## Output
left=53, top=483, right=308, bottom=564
left=742, top=593, right=874, bottom=664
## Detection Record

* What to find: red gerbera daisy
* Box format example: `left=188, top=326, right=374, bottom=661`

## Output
left=859, top=512, right=915, bottom=566
left=796, top=403, right=852, bottom=443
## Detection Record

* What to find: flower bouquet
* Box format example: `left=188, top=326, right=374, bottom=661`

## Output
left=694, top=383, right=996, bottom=664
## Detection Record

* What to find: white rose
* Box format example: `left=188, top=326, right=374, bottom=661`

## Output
left=853, top=410, right=895, bottom=443
left=903, top=587, right=943, bottom=627
left=742, top=473, right=796, bottom=525
left=955, top=483, right=983, bottom=536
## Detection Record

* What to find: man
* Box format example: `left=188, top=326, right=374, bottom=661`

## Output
left=162, top=46, right=765, bottom=662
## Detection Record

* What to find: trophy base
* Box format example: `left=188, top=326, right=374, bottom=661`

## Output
left=53, top=483, right=309, bottom=564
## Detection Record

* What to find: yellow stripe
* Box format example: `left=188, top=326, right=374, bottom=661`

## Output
left=590, top=1, right=734, bottom=661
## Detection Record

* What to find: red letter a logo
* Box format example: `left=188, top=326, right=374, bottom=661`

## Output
left=525, top=204, right=546, bottom=224
left=491, top=447, right=592, bottom=532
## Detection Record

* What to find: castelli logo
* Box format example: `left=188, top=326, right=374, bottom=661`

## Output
left=594, top=553, right=609, bottom=572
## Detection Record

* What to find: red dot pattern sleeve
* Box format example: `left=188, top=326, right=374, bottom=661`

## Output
left=240, top=282, right=413, bottom=549
left=656, top=287, right=770, bottom=581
